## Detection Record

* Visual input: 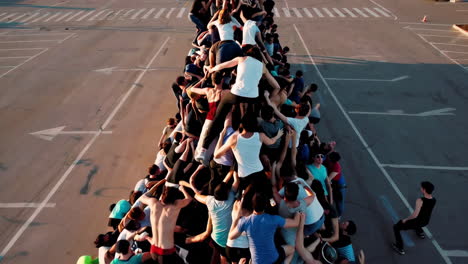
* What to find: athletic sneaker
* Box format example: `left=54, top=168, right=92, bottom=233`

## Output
left=392, top=243, right=405, bottom=255
left=195, top=148, right=206, bottom=163
left=416, top=231, right=425, bottom=239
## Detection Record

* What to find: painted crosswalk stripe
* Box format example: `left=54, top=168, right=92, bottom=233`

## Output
left=142, top=8, right=155, bottom=19
left=374, top=7, right=391, bottom=17
left=166, top=7, right=175, bottom=18
left=0, top=13, right=7, bottom=18
left=282, top=8, right=291, bottom=17
left=291, top=8, right=302, bottom=18
left=154, top=8, right=166, bottom=18
left=177, top=8, right=186, bottom=18
left=89, top=9, right=108, bottom=21
left=108, top=9, right=124, bottom=20
left=0, top=13, right=18, bottom=22
left=131, top=8, right=146, bottom=19
left=342, top=8, right=357, bottom=18
left=20, top=12, right=40, bottom=23
left=302, top=8, right=313, bottom=18
left=332, top=8, right=346, bottom=17
left=65, top=10, right=83, bottom=22
left=7, top=13, right=27, bottom=23
left=55, top=11, right=73, bottom=22
left=322, top=8, right=334, bottom=17
left=353, top=8, right=368, bottom=17
left=363, top=7, right=379, bottom=17
left=44, top=12, right=62, bottom=22
left=273, top=8, right=280, bottom=17
left=29, top=13, right=49, bottom=23
left=313, top=8, right=324, bottom=18
left=99, top=10, right=114, bottom=20
left=76, top=10, right=95, bottom=21
left=119, top=9, right=134, bottom=20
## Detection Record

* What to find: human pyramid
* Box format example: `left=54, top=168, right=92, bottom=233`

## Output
left=84, top=0, right=368, bottom=263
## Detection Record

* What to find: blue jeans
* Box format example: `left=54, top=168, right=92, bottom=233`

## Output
left=332, top=183, right=346, bottom=217
left=188, top=13, right=207, bottom=32
left=303, top=214, right=325, bottom=236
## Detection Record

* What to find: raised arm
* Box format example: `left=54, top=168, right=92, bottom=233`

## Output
left=283, top=212, right=301, bottom=228
left=264, top=91, right=290, bottom=125
left=186, top=215, right=213, bottom=244
left=214, top=132, right=238, bottom=158
left=296, top=213, right=319, bottom=264
left=259, top=129, right=283, bottom=146
left=176, top=185, right=193, bottom=208
left=209, top=57, right=241, bottom=73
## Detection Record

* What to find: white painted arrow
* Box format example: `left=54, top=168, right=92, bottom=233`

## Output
left=348, top=108, right=455, bottom=117
left=324, top=75, right=409, bottom=82
left=94, top=66, right=178, bottom=75
left=30, top=126, right=112, bottom=141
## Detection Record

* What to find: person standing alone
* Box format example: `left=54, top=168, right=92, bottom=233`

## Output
left=392, top=181, right=436, bottom=255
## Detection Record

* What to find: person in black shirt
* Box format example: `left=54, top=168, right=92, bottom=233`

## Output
left=392, top=181, right=436, bottom=255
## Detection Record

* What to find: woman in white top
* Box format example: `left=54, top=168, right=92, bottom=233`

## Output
left=195, top=45, right=280, bottom=163
left=213, top=114, right=283, bottom=191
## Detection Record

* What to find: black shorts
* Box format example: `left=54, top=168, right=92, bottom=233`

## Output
left=226, top=246, right=250, bottom=263
left=210, top=238, right=227, bottom=258
left=273, top=244, right=286, bottom=264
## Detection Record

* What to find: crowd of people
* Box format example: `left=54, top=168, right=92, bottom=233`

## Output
left=80, top=0, right=374, bottom=263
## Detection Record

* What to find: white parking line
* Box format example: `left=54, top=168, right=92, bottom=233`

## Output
left=177, top=8, right=186, bottom=18
left=0, top=13, right=18, bottom=22
left=291, top=8, right=302, bottom=18
left=441, top=50, right=468, bottom=54
left=0, top=13, right=7, bottom=18
left=43, top=12, right=62, bottom=22
left=0, top=203, right=56, bottom=208
left=0, top=48, right=48, bottom=79
left=342, top=8, right=357, bottom=18
left=154, top=8, right=166, bottom=19
left=7, top=13, right=27, bottom=23
left=381, top=164, right=468, bottom=170
left=273, top=8, right=280, bottom=17
left=302, top=8, right=313, bottom=18
left=76, top=10, right=95, bottom=21
left=313, top=8, right=324, bottom=17
left=166, top=8, right=175, bottom=19
left=283, top=8, right=291, bottom=17
left=363, top=7, right=380, bottom=17
left=322, top=8, right=334, bottom=17
left=406, top=27, right=457, bottom=32
left=142, top=8, right=155, bottom=19
left=65, top=10, right=84, bottom=22
left=432, top=42, right=468, bottom=47
left=0, top=56, right=30, bottom=59
left=89, top=9, right=108, bottom=21
left=20, top=13, right=40, bottom=23
left=0, top=33, right=70, bottom=36
left=417, top=34, right=468, bottom=72
left=131, top=8, right=147, bottom=20
left=293, top=23, right=453, bottom=264
left=332, top=8, right=346, bottom=17
left=0, top=40, right=63, bottom=43
left=0, top=48, right=46, bottom=50
left=420, top=34, right=468, bottom=38
left=55, top=11, right=73, bottom=22
left=353, top=8, right=368, bottom=17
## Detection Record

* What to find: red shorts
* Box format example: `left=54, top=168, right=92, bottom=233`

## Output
left=150, top=245, right=176, bottom=256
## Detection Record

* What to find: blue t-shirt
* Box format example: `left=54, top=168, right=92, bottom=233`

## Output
left=237, top=214, right=286, bottom=264
left=306, top=164, right=328, bottom=195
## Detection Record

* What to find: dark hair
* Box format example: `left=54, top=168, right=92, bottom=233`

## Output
left=174, top=131, right=183, bottom=142
left=125, top=219, right=141, bottom=231
left=346, top=220, right=357, bottom=235
left=252, top=193, right=267, bottom=213
left=212, top=71, right=223, bottom=85
left=297, top=103, right=310, bottom=116
left=283, top=46, right=290, bottom=53
left=284, top=182, right=299, bottom=201
left=109, top=203, right=116, bottom=212
left=128, top=207, right=145, bottom=220
left=161, top=186, right=179, bottom=205
left=296, top=70, right=303, bottom=77
left=163, top=139, right=172, bottom=153
left=261, top=105, right=274, bottom=121
left=309, top=83, right=318, bottom=92
left=240, top=114, right=258, bottom=132
left=116, top=240, right=130, bottom=254
left=149, top=164, right=159, bottom=175
left=176, top=76, right=186, bottom=86
left=214, top=182, right=230, bottom=201
left=328, top=152, right=341, bottom=163
left=421, top=181, right=434, bottom=194
left=129, top=191, right=142, bottom=205
left=94, top=234, right=106, bottom=248
left=243, top=45, right=263, bottom=62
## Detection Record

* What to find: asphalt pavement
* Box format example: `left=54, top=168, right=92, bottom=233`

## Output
left=0, top=0, right=467, bottom=263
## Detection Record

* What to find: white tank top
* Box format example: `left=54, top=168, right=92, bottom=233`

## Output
left=232, top=132, right=263, bottom=177
left=231, top=56, right=263, bottom=98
